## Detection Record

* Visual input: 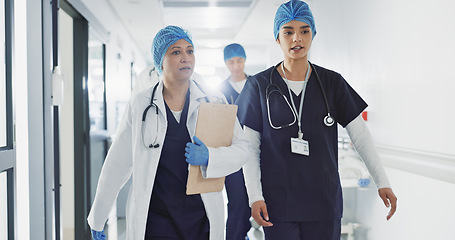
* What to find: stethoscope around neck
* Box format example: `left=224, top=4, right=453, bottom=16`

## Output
left=141, top=80, right=209, bottom=149
left=265, top=61, right=335, bottom=129
left=141, top=82, right=161, bottom=148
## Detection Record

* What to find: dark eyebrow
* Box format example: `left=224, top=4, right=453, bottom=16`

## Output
left=170, top=44, right=193, bottom=50
left=282, top=25, right=311, bottom=30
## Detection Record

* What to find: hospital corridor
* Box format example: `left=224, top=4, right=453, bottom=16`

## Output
left=1, top=0, right=455, bottom=239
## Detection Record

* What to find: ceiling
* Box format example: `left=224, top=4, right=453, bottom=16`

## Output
left=106, top=0, right=287, bottom=64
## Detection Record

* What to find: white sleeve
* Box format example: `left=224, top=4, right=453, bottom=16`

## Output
left=243, top=126, right=265, bottom=206
left=87, top=98, right=134, bottom=231
left=201, top=117, right=250, bottom=179
left=345, top=115, right=392, bottom=189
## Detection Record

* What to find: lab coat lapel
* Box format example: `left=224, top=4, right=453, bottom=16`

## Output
left=187, top=79, right=208, bottom=138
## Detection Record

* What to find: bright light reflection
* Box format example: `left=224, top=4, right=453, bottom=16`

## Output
left=203, top=76, right=222, bottom=90
left=206, top=7, right=222, bottom=29
left=195, top=66, right=216, bottom=75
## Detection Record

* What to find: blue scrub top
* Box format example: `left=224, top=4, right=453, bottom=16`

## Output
left=236, top=63, right=367, bottom=222
left=219, top=75, right=249, bottom=104
left=218, top=78, right=239, bottom=104
left=145, top=91, right=209, bottom=239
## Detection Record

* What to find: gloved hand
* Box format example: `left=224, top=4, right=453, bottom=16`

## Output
left=185, top=136, right=209, bottom=166
left=91, top=229, right=106, bottom=240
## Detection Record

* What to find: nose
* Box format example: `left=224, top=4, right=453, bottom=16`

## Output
left=181, top=54, right=188, bottom=62
left=293, top=33, right=302, bottom=42
left=180, top=52, right=192, bottom=62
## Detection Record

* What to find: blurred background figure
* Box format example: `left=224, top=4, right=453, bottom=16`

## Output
left=218, top=43, right=252, bottom=240
left=218, top=43, right=250, bottom=104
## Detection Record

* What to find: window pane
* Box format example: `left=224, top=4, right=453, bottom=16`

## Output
left=0, top=171, right=7, bottom=240
left=88, top=36, right=105, bottom=131
left=0, top=0, right=6, bottom=148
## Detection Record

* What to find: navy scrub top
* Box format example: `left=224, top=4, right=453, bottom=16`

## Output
left=219, top=75, right=249, bottom=104
left=235, top=63, right=367, bottom=222
left=145, top=91, right=209, bottom=239
left=218, top=78, right=239, bottom=104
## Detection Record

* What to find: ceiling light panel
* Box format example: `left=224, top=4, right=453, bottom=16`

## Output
left=162, top=0, right=253, bottom=8
left=160, top=0, right=255, bottom=40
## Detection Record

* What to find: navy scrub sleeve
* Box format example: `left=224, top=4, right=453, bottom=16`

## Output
left=236, top=64, right=367, bottom=222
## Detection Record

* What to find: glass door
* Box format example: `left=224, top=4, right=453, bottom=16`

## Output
left=87, top=30, right=107, bottom=205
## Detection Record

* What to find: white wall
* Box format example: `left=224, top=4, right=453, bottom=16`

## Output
left=14, top=0, right=30, bottom=238
left=310, top=0, right=455, bottom=155
left=0, top=172, right=6, bottom=240
left=0, top=0, right=5, bottom=148
left=309, top=0, right=455, bottom=239
left=353, top=167, right=455, bottom=239
left=59, top=10, right=75, bottom=240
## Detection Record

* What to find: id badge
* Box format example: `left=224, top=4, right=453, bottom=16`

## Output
left=291, top=138, right=309, bottom=156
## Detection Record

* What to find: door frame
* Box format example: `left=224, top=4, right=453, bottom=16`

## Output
left=0, top=0, right=15, bottom=239
left=58, top=1, right=91, bottom=239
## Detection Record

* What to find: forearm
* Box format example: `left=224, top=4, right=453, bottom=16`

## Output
left=345, top=115, right=391, bottom=189
left=243, top=126, right=265, bottom=206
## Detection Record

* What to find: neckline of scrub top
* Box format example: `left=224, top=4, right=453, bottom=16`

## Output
left=281, top=61, right=311, bottom=139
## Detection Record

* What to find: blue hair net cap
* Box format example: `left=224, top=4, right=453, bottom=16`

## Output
left=223, top=43, right=246, bottom=62
left=151, top=25, right=193, bottom=75
left=274, top=0, right=316, bottom=40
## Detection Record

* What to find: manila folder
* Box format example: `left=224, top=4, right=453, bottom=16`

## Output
left=186, top=102, right=238, bottom=195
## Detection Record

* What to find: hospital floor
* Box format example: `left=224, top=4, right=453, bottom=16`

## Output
left=114, top=217, right=265, bottom=240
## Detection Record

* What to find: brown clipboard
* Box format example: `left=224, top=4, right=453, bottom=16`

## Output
left=186, top=102, right=238, bottom=195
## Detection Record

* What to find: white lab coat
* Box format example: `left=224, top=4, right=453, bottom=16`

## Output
left=87, top=79, right=250, bottom=240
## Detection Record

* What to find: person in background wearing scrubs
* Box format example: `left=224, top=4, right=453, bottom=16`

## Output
left=235, top=1, right=397, bottom=239
left=219, top=43, right=249, bottom=104
left=88, top=25, right=251, bottom=240
left=218, top=43, right=251, bottom=240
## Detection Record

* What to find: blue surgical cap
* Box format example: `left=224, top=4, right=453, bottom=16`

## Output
left=224, top=43, right=246, bottom=62
left=151, top=25, right=193, bottom=75
left=274, top=0, right=316, bottom=40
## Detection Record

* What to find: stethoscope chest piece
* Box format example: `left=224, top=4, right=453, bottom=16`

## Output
left=324, top=114, right=335, bottom=127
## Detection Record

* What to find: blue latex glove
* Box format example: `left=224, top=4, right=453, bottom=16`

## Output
left=91, top=229, right=106, bottom=240
left=185, top=136, right=209, bottom=166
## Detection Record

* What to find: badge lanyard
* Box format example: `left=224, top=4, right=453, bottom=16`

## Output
left=281, top=62, right=311, bottom=156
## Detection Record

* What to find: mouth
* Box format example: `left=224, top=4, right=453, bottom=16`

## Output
left=179, top=67, right=192, bottom=71
left=291, top=46, right=303, bottom=50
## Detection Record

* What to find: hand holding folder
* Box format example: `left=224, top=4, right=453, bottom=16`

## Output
left=186, top=102, right=238, bottom=195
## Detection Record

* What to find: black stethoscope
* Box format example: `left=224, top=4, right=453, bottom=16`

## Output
left=141, top=80, right=210, bottom=149
left=141, top=82, right=161, bottom=148
left=265, top=61, right=335, bottom=129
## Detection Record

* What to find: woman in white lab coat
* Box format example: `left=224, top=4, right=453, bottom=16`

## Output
left=87, top=25, right=250, bottom=240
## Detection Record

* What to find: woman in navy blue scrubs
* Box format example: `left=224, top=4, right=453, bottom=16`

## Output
left=235, top=1, right=397, bottom=239
left=88, top=26, right=251, bottom=240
